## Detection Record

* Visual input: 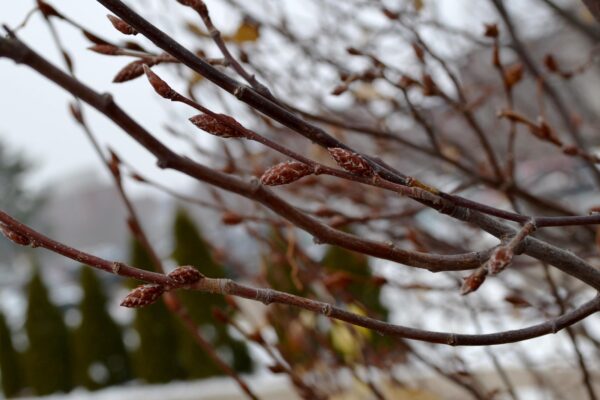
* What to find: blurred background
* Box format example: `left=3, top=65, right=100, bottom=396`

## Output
left=1, top=0, right=600, bottom=399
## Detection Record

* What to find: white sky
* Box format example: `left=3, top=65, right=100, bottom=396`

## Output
left=0, top=0, right=547, bottom=193
left=0, top=1, right=199, bottom=192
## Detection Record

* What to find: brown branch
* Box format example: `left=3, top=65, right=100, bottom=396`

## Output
left=2, top=32, right=600, bottom=291
left=1, top=208, right=599, bottom=347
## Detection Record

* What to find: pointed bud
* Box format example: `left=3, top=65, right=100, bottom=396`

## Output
left=488, top=246, right=514, bottom=275
left=327, top=148, right=374, bottom=177
left=113, top=60, right=149, bottom=83
left=143, top=65, right=178, bottom=100
left=189, top=114, right=246, bottom=138
left=0, top=225, right=31, bottom=246
left=260, top=161, right=314, bottom=186
left=544, top=54, right=558, bottom=72
left=168, top=266, right=203, bottom=286
left=88, top=44, right=120, bottom=55
left=121, top=284, right=164, bottom=308
left=211, top=307, right=230, bottom=324
left=107, top=14, right=138, bottom=35
left=461, top=268, right=487, bottom=295
left=504, top=63, right=524, bottom=89
left=222, top=211, right=244, bottom=225
left=483, top=24, right=498, bottom=38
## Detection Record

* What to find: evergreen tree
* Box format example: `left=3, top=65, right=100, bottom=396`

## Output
left=263, top=229, right=321, bottom=369
left=73, top=267, right=132, bottom=390
left=24, top=270, right=72, bottom=395
left=128, top=238, right=184, bottom=383
left=172, top=209, right=253, bottom=378
left=321, top=244, right=397, bottom=365
left=0, top=310, right=25, bottom=397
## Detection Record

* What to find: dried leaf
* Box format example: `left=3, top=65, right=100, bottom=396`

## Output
left=231, top=19, right=260, bottom=43
left=260, top=161, right=314, bottom=186
left=185, top=21, right=209, bottom=37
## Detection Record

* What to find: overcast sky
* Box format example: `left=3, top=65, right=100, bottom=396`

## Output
left=0, top=1, right=208, bottom=193
left=0, top=0, right=543, bottom=194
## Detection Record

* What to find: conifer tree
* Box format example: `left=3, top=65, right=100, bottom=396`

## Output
left=263, top=229, right=321, bottom=369
left=0, top=310, right=25, bottom=397
left=128, top=238, right=184, bottom=383
left=73, top=267, right=132, bottom=390
left=172, top=209, right=252, bottom=377
left=321, top=244, right=397, bottom=364
left=24, top=270, right=72, bottom=395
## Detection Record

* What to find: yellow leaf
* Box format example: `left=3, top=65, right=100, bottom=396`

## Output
left=185, top=21, right=209, bottom=38
left=347, top=304, right=371, bottom=339
left=413, top=0, right=424, bottom=12
left=188, top=72, right=204, bottom=89
left=231, top=20, right=260, bottom=43
left=330, top=323, right=358, bottom=359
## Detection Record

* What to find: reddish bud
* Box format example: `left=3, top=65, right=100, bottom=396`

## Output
left=68, top=102, right=84, bottom=124
left=260, top=161, right=314, bottom=186
left=461, top=268, right=487, bottom=295
left=328, top=148, right=375, bottom=177
left=412, top=43, right=425, bottom=63
left=323, top=271, right=354, bottom=291
left=107, top=14, right=138, bottom=35
left=504, top=293, right=531, bottom=308
left=544, top=54, right=558, bottom=72
left=143, top=65, right=178, bottom=100
left=421, top=74, right=438, bottom=96
left=113, top=60, right=150, bottom=83
left=221, top=211, right=244, bottom=225
left=108, top=149, right=121, bottom=180
left=382, top=8, right=400, bottom=20
left=189, top=114, right=246, bottom=138
left=268, top=364, right=287, bottom=374
left=121, top=284, right=164, bottom=308
left=483, top=24, right=499, bottom=38
left=38, top=1, right=62, bottom=18
left=211, top=307, right=230, bottom=324
left=88, top=44, right=120, bottom=55
left=398, top=75, right=417, bottom=89
left=504, top=63, right=524, bottom=89
left=331, top=84, right=348, bottom=96
left=168, top=266, right=203, bottom=286
left=488, top=246, right=514, bottom=275
left=247, top=330, right=265, bottom=344
left=0, top=225, right=31, bottom=246
left=562, top=145, right=579, bottom=156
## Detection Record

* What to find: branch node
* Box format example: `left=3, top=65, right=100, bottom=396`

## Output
left=112, top=261, right=124, bottom=274
left=256, top=288, right=274, bottom=305
left=321, top=303, right=333, bottom=316
left=233, top=85, right=247, bottom=99
left=100, top=92, right=115, bottom=109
